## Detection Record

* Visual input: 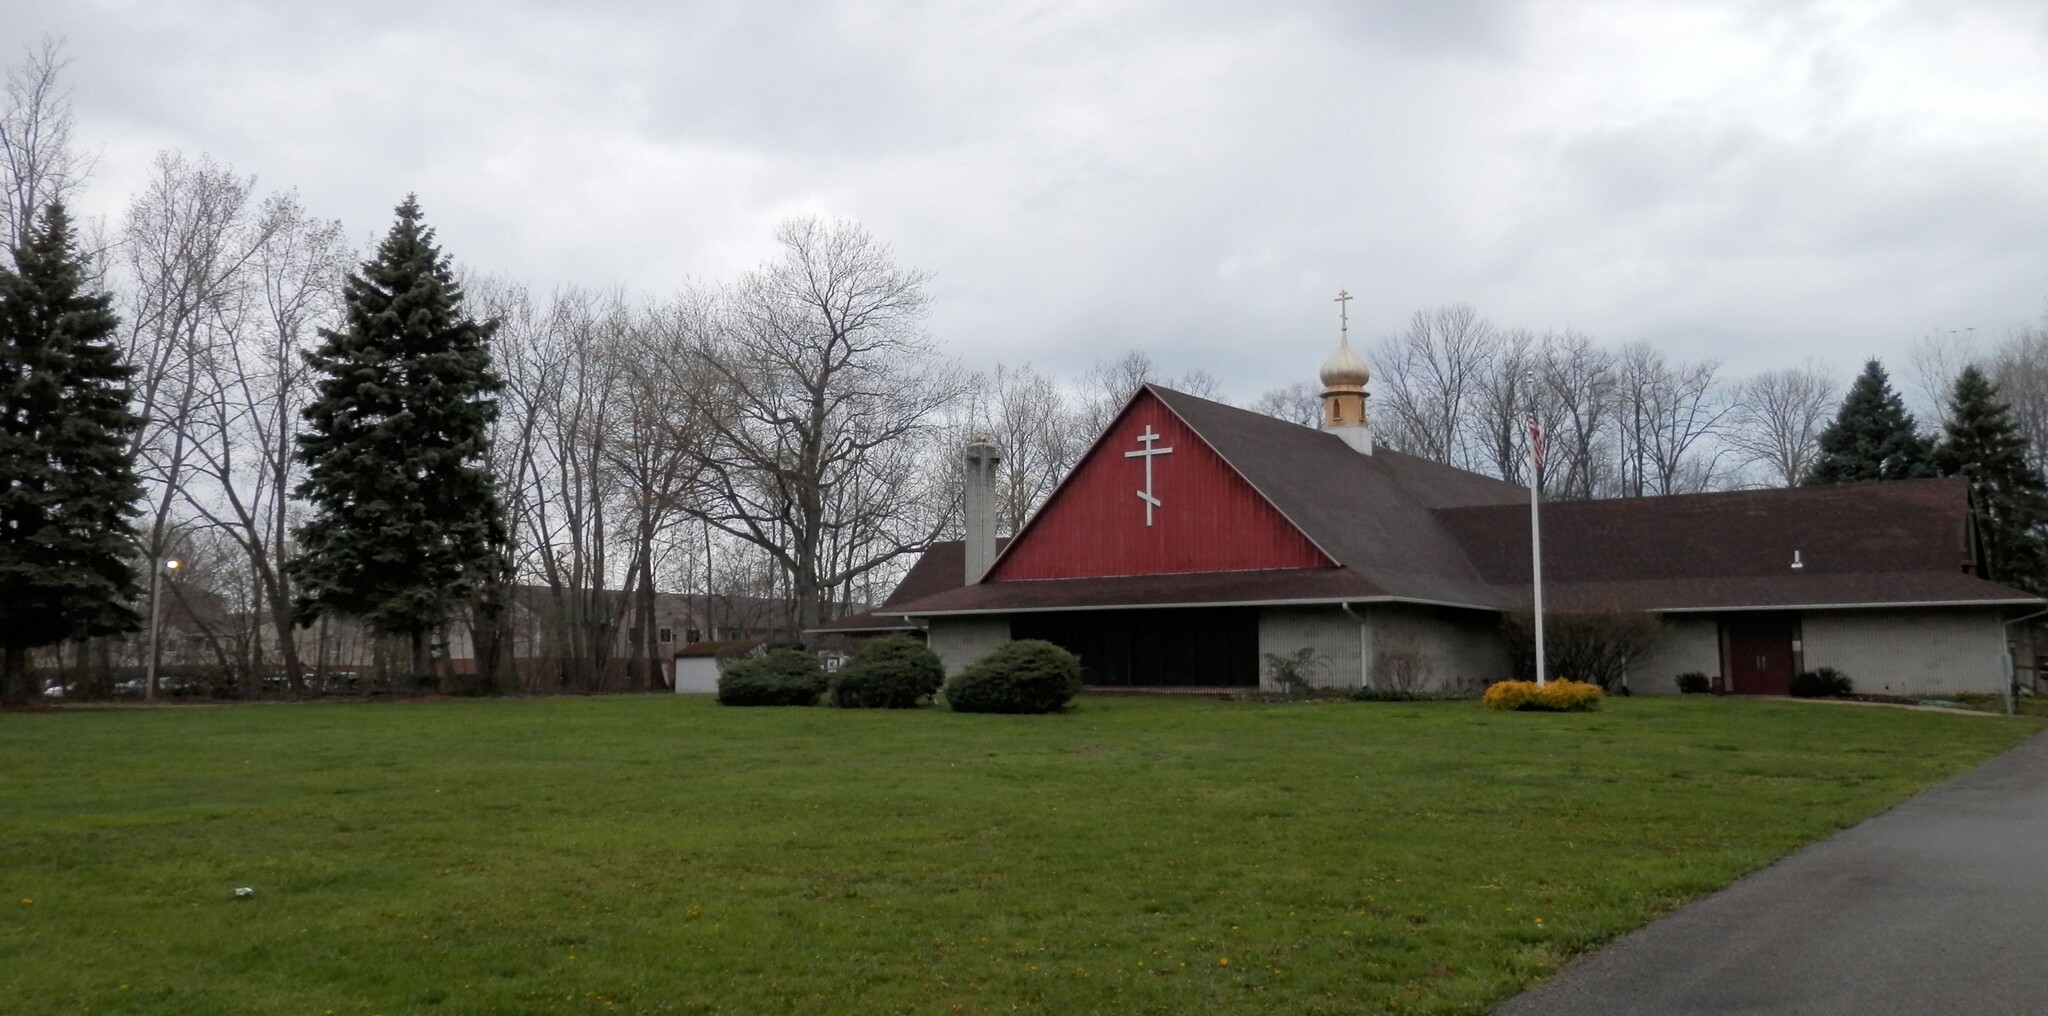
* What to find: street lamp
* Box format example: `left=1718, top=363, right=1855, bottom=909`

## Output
left=145, top=558, right=181, bottom=702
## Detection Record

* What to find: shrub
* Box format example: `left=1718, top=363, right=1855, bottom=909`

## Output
left=1263, top=647, right=1326, bottom=699
left=1676, top=672, right=1713, bottom=694
left=1484, top=678, right=1604, bottom=712
left=1790, top=667, right=1853, bottom=698
left=1501, top=609, right=1664, bottom=691
left=830, top=637, right=945, bottom=709
left=944, top=640, right=1082, bottom=714
left=1372, top=643, right=1436, bottom=692
left=716, top=648, right=826, bottom=706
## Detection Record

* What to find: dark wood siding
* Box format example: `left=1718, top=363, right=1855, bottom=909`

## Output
left=1012, top=608, right=1259, bottom=687
left=990, top=391, right=1328, bottom=581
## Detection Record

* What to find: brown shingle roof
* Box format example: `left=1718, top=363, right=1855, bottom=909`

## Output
left=806, top=538, right=1013, bottom=632
left=882, top=387, right=2042, bottom=616
left=1436, top=478, right=1977, bottom=584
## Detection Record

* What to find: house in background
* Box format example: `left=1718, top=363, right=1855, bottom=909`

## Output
left=444, top=586, right=803, bottom=687
left=846, top=336, right=2044, bottom=696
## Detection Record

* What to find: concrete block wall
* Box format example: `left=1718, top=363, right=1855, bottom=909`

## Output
left=1256, top=606, right=1363, bottom=690
left=1627, top=616, right=1721, bottom=694
left=1801, top=608, right=2007, bottom=696
left=1371, top=603, right=1510, bottom=692
left=926, top=616, right=1012, bottom=675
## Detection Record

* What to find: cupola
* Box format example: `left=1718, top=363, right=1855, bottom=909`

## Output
left=1320, top=290, right=1373, bottom=453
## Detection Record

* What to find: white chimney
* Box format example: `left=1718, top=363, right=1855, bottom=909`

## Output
left=963, top=438, right=1002, bottom=583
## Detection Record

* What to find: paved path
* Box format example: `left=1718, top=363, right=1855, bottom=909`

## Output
left=1493, top=730, right=2048, bottom=1016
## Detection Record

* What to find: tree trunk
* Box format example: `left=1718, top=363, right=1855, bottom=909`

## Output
left=1, top=643, right=29, bottom=705
left=410, top=628, right=431, bottom=686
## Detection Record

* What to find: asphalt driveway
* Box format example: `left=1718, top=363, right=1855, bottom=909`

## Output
left=1493, top=728, right=2048, bottom=1016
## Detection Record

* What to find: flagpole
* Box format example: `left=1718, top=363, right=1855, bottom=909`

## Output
left=1528, top=392, right=1548, bottom=689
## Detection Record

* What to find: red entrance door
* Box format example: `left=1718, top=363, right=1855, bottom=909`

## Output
left=1724, top=614, right=1797, bottom=695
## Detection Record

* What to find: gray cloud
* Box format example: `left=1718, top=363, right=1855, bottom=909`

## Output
left=8, top=0, right=2046, bottom=401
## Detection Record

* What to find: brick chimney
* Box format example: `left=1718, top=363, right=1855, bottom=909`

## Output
left=963, top=438, right=1002, bottom=583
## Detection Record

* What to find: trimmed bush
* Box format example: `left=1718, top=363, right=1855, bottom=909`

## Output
left=1676, top=672, right=1712, bottom=695
left=1501, top=609, right=1664, bottom=691
left=944, top=640, right=1082, bottom=714
left=1483, top=678, right=1603, bottom=712
left=1790, top=667, right=1853, bottom=698
left=716, top=648, right=827, bottom=706
left=830, top=637, right=945, bottom=709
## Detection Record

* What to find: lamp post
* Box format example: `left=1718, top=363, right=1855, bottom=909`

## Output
left=145, top=557, right=181, bottom=702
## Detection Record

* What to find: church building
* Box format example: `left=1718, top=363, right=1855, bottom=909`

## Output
left=819, top=330, right=2044, bottom=697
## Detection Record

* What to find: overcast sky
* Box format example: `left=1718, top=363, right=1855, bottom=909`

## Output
left=10, top=0, right=2048, bottom=401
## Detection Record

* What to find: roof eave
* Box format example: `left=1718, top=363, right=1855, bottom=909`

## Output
left=903, top=593, right=1504, bottom=617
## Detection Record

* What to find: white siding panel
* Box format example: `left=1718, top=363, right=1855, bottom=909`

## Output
left=928, top=616, right=1012, bottom=675
left=1628, top=617, right=1721, bottom=695
left=674, top=658, right=721, bottom=694
left=1801, top=608, right=2006, bottom=696
left=1257, top=606, right=1363, bottom=689
left=1370, top=604, right=1509, bottom=693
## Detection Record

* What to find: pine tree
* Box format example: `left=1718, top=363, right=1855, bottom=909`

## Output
left=1936, top=365, right=2048, bottom=594
left=0, top=203, right=144, bottom=703
left=1804, top=359, right=1936, bottom=484
left=290, top=196, right=505, bottom=682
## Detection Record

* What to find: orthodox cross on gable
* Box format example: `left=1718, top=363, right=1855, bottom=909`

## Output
left=1124, top=424, right=1174, bottom=526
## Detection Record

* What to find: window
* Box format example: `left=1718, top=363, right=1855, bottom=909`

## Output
left=684, top=629, right=702, bottom=644
left=658, top=627, right=674, bottom=645
left=627, top=627, right=642, bottom=645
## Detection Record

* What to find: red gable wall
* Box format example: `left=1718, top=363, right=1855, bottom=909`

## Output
left=987, top=391, right=1331, bottom=581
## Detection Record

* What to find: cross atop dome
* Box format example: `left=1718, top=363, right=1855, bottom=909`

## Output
left=1318, top=289, right=1373, bottom=453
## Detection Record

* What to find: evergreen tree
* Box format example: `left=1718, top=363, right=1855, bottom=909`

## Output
left=1804, top=359, right=1935, bottom=484
left=1936, top=365, right=2048, bottom=594
left=290, top=196, right=505, bottom=682
left=0, top=203, right=144, bottom=703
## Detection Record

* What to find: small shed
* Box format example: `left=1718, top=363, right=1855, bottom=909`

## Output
left=672, top=639, right=765, bottom=694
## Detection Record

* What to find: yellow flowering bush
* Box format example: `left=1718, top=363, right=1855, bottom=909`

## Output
left=1483, top=678, right=1603, bottom=712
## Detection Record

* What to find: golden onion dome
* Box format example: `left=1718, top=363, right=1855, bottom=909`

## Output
left=1319, top=336, right=1370, bottom=388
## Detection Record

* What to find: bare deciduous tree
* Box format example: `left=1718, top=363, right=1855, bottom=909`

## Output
left=1077, top=350, right=1225, bottom=434
left=684, top=216, right=966, bottom=632
left=1906, top=328, right=1981, bottom=433
left=1471, top=328, right=1540, bottom=486
left=1611, top=342, right=1729, bottom=496
left=181, top=192, right=347, bottom=693
left=1370, top=303, right=1496, bottom=466
left=1251, top=380, right=1321, bottom=428
left=966, top=363, right=1082, bottom=534
left=1986, top=324, right=2048, bottom=477
left=1537, top=329, right=1616, bottom=500
left=1726, top=361, right=1838, bottom=487
left=122, top=152, right=270, bottom=696
left=0, top=36, right=92, bottom=251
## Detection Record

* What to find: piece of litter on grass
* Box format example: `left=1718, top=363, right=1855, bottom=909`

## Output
left=234, top=887, right=255, bottom=898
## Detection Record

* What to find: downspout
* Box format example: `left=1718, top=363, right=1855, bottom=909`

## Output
left=2002, top=606, right=2048, bottom=717
left=1341, top=602, right=1371, bottom=690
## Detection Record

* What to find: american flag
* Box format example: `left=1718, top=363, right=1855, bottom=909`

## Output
left=1526, top=411, right=1546, bottom=471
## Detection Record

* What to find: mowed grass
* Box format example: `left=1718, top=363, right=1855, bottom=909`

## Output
left=0, top=696, right=2034, bottom=1015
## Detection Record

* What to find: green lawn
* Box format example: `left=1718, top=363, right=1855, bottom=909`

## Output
left=1, top=696, right=2034, bottom=1015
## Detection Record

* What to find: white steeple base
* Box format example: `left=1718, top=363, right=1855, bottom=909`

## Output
left=1327, top=424, right=1373, bottom=454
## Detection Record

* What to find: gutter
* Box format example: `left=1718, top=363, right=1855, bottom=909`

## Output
left=899, top=593, right=2042, bottom=620
left=1341, top=602, right=1371, bottom=690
